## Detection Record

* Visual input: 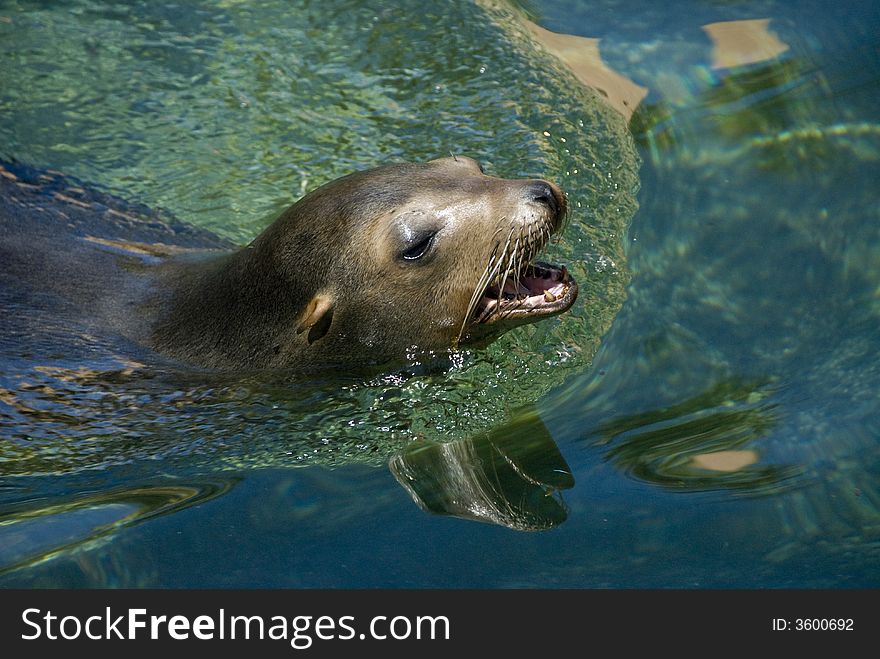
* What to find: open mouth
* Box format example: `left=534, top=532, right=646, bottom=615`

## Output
left=474, top=261, right=578, bottom=325
left=455, top=179, right=576, bottom=345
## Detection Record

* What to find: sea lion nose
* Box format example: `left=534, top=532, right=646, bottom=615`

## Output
left=526, top=180, right=566, bottom=226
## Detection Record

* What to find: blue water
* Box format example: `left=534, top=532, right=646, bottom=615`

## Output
left=1, top=0, right=879, bottom=587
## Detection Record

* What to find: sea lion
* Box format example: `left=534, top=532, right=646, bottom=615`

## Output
left=0, top=156, right=577, bottom=372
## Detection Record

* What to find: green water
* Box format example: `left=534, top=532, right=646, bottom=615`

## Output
left=0, top=0, right=635, bottom=471
left=1, top=0, right=879, bottom=587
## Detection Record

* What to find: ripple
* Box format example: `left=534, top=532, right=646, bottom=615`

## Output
left=0, top=481, right=233, bottom=575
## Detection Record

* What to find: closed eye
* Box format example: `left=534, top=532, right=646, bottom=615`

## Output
left=401, top=231, right=438, bottom=261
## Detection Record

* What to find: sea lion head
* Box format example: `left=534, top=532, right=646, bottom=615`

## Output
left=255, top=155, right=577, bottom=368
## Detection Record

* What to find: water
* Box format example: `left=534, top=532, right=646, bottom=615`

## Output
left=0, top=0, right=878, bottom=587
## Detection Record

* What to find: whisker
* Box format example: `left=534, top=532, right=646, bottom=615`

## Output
left=496, top=229, right=516, bottom=308
left=456, top=237, right=506, bottom=345
left=499, top=237, right=525, bottom=319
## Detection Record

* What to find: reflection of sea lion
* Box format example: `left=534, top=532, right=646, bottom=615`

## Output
left=151, top=156, right=577, bottom=370
left=0, top=156, right=576, bottom=372
left=390, top=405, right=575, bottom=531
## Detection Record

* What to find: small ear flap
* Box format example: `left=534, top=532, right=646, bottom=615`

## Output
left=296, top=294, right=334, bottom=344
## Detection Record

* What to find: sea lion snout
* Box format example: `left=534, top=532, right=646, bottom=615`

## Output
left=522, top=179, right=567, bottom=230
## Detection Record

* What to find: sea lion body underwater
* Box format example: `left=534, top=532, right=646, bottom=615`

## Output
left=0, top=156, right=577, bottom=373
